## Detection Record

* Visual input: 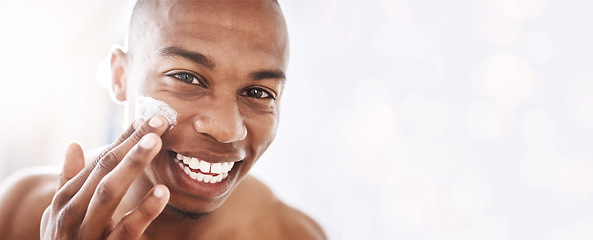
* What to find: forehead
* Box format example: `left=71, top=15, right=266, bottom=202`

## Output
left=132, top=0, right=288, bottom=67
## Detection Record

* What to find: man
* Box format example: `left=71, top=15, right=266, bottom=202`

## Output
left=0, top=0, right=326, bottom=239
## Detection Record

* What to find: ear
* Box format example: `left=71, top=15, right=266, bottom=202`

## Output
left=110, top=47, right=128, bottom=102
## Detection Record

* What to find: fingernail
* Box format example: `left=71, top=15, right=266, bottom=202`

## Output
left=153, top=186, right=165, bottom=198
left=139, top=134, right=157, bottom=149
left=133, top=118, right=145, bottom=130
left=149, top=116, right=164, bottom=128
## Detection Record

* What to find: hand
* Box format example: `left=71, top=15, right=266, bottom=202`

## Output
left=40, top=116, right=171, bottom=239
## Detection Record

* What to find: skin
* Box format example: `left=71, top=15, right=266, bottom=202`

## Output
left=0, top=0, right=326, bottom=239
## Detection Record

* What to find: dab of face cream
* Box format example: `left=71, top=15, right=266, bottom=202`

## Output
left=135, top=96, right=178, bottom=127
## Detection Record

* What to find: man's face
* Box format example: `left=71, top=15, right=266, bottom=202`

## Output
left=115, top=0, right=288, bottom=213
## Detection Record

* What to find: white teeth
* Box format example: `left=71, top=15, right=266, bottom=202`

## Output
left=180, top=165, right=226, bottom=184
left=199, top=161, right=211, bottom=173
left=210, top=174, right=221, bottom=183
left=176, top=152, right=238, bottom=183
left=211, top=163, right=222, bottom=174
left=203, top=174, right=212, bottom=182
left=197, top=172, right=205, bottom=181
left=189, top=158, right=200, bottom=169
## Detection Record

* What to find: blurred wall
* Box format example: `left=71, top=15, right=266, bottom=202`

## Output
left=0, top=0, right=133, bottom=175
left=1, top=0, right=593, bottom=239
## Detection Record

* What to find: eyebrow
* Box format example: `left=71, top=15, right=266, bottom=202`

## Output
left=250, top=70, right=286, bottom=82
left=159, top=46, right=216, bottom=70
left=159, top=46, right=285, bottom=82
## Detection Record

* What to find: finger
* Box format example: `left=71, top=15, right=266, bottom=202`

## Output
left=58, top=118, right=142, bottom=197
left=58, top=142, right=85, bottom=190
left=88, top=118, right=146, bottom=175
left=81, top=133, right=161, bottom=236
left=107, top=185, right=169, bottom=240
left=96, top=118, right=146, bottom=162
left=48, top=118, right=153, bottom=231
left=94, top=118, right=145, bottom=160
left=65, top=116, right=168, bottom=222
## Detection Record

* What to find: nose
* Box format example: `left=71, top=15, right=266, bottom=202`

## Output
left=193, top=100, right=247, bottom=143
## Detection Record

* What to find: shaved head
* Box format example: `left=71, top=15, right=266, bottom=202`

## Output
left=126, top=0, right=287, bottom=61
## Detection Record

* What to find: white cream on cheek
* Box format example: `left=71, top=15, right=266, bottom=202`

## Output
left=135, top=96, right=178, bottom=128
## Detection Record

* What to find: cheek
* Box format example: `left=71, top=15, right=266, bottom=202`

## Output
left=145, top=151, right=172, bottom=183
left=245, top=112, right=279, bottom=157
left=160, top=97, right=200, bottom=129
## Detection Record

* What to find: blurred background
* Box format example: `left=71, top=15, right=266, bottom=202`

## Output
left=1, top=0, right=593, bottom=239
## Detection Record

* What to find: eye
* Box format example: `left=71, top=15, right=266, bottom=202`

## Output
left=240, top=87, right=275, bottom=99
left=168, top=72, right=206, bottom=87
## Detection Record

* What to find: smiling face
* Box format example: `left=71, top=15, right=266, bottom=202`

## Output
left=110, top=0, right=288, bottom=214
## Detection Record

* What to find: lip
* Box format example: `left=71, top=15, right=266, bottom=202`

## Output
left=167, top=150, right=242, bottom=199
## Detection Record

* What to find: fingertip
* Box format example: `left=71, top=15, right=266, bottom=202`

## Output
left=148, top=115, right=169, bottom=129
left=63, top=141, right=85, bottom=179
left=110, top=184, right=170, bottom=239
left=66, top=141, right=83, bottom=152
left=138, top=133, right=160, bottom=149
left=153, top=185, right=169, bottom=199
left=158, top=115, right=171, bottom=129
left=65, top=142, right=84, bottom=163
left=132, top=118, right=145, bottom=130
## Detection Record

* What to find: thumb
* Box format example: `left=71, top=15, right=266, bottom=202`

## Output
left=58, top=142, right=85, bottom=190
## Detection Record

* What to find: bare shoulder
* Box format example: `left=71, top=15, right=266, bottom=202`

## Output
left=229, top=175, right=327, bottom=240
left=0, top=167, right=60, bottom=240
left=260, top=201, right=327, bottom=240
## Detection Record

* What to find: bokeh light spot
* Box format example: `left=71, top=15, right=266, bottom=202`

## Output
left=485, top=52, right=535, bottom=106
